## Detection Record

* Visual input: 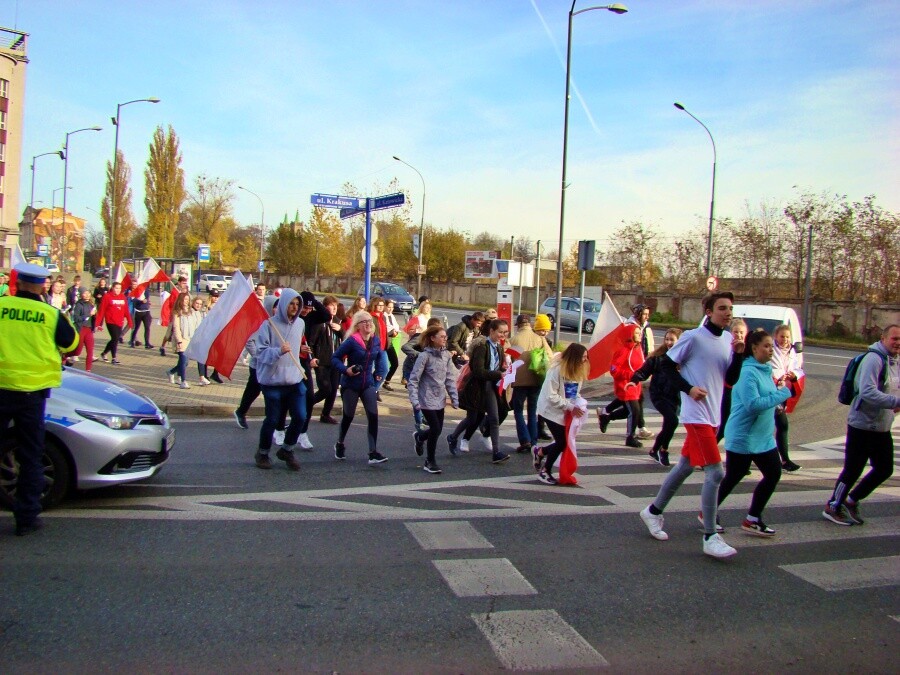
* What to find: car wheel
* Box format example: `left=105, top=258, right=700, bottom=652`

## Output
left=0, top=437, right=72, bottom=510
left=583, top=319, right=595, bottom=334
left=547, top=315, right=555, bottom=328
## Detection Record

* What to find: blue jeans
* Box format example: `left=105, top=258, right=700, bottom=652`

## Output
left=511, top=385, right=539, bottom=446
left=259, top=382, right=307, bottom=451
left=169, top=352, right=188, bottom=383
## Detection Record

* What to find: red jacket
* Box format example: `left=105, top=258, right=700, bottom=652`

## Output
left=371, top=311, right=388, bottom=349
left=96, top=291, right=133, bottom=329
left=610, top=329, right=644, bottom=401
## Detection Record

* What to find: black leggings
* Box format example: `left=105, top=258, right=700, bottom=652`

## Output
left=605, top=398, right=642, bottom=437
left=237, top=367, right=261, bottom=417
left=386, top=344, right=399, bottom=382
left=311, top=366, right=341, bottom=417
left=131, top=311, right=151, bottom=345
left=538, top=416, right=567, bottom=475
left=419, top=408, right=445, bottom=463
left=651, top=395, right=680, bottom=451
left=717, top=448, right=782, bottom=518
left=452, top=382, right=501, bottom=452
left=830, top=426, right=895, bottom=506
left=775, top=409, right=791, bottom=463
left=717, top=387, right=733, bottom=442
left=102, top=323, right=123, bottom=358
left=338, top=386, right=379, bottom=453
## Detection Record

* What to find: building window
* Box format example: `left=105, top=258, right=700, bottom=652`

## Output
left=0, top=111, right=5, bottom=130
left=0, top=79, right=8, bottom=98
left=0, top=143, right=5, bottom=161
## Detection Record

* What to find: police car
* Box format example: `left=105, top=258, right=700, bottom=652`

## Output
left=0, top=367, right=174, bottom=508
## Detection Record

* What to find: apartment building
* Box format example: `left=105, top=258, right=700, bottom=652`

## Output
left=0, top=26, right=27, bottom=269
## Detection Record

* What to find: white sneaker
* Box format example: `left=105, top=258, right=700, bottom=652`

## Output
left=199, top=376, right=211, bottom=386
left=179, top=380, right=191, bottom=389
left=703, top=533, right=737, bottom=558
left=168, top=372, right=176, bottom=385
left=297, top=433, right=313, bottom=450
left=273, top=429, right=286, bottom=446
left=459, top=438, right=470, bottom=453
left=640, top=506, right=668, bottom=541
left=638, top=427, right=654, bottom=439
left=71, top=356, right=79, bottom=363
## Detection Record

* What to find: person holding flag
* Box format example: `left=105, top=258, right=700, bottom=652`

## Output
left=252, top=288, right=308, bottom=471
left=533, top=343, right=590, bottom=485
left=771, top=324, right=804, bottom=473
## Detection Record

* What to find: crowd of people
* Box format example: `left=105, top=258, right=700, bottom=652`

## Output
left=3, top=266, right=898, bottom=553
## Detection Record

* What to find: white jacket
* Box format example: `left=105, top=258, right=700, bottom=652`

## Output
left=536, top=360, right=583, bottom=425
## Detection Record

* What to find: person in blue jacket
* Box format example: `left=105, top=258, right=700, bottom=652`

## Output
left=719, top=329, right=792, bottom=536
left=331, top=310, right=389, bottom=465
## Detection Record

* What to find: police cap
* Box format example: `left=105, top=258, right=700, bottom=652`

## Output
left=14, top=263, right=52, bottom=285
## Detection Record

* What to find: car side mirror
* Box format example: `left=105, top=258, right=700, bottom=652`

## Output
left=793, top=341, right=803, bottom=354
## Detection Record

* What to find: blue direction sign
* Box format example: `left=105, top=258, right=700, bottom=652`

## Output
left=197, top=244, right=211, bottom=262
left=310, top=193, right=363, bottom=209
left=339, top=192, right=405, bottom=220
left=37, top=244, right=49, bottom=256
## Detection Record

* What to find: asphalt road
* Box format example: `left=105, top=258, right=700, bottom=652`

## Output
left=3, top=386, right=898, bottom=672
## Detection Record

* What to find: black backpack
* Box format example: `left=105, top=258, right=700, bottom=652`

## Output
left=837, top=349, right=887, bottom=405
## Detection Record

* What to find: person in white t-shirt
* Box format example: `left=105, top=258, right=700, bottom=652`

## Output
left=639, top=291, right=745, bottom=559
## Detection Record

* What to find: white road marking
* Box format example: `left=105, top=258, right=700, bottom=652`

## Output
left=729, top=517, right=900, bottom=548
left=405, top=520, right=494, bottom=550
left=432, top=558, right=537, bottom=597
left=472, top=609, right=609, bottom=670
left=779, top=555, right=900, bottom=591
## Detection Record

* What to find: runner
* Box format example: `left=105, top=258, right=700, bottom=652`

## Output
left=718, top=329, right=792, bottom=536
left=638, top=291, right=744, bottom=559
left=408, top=324, right=459, bottom=474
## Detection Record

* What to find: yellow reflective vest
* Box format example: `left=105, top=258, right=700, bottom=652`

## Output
left=0, top=295, right=78, bottom=392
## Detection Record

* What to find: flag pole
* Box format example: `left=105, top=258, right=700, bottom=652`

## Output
left=265, top=316, right=307, bottom=380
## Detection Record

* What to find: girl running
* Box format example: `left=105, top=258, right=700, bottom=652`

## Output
left=533, top=343, right=590, bottom=485
left=718, top=329, right=792, bottom=536
left=408, top=324, right=459, bottom=474
left=628, top=328, right=688, bottom=466
left=598, top=324, right=646, bottom=448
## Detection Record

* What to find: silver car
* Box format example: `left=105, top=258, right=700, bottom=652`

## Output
left=0, top=368, right=174, bottom=508
left=539, top=296, right=602, bottom=333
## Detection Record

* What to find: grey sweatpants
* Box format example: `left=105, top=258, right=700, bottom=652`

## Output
left=651, top=454, right=725, bottom=535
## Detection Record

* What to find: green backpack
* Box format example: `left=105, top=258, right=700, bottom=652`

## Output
left=529, top=347, right=550, bottom=380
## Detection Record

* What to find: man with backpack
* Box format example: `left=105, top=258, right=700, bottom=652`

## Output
left=509, top=314, right=553, bottom=453
left=823, top=324, right=900, bottom=526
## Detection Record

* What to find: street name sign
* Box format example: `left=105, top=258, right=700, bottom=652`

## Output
left=310, top=194, right=363, bottom=209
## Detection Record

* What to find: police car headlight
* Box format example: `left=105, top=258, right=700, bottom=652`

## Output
left=76, top=410, right=141, bottom=430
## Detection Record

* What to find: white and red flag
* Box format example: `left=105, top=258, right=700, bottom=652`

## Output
left=111, top=261, right=132, bottom=293
left=498, top=345, right=523, bottom=394
left=586, top=292, right=624, bottom=380
left=131, top=257, right=170, bottom=298
left=185, top=271, right=269, bottom=379
left=7, top=243, right=26, bottom=295
left=556, top=396, right=589, bottom=485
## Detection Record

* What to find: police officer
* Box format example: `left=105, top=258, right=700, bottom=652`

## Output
left=0, top=263, right=79, bottom=536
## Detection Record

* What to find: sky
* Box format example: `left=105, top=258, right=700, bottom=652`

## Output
left=5, top=0, right=898, bottom=254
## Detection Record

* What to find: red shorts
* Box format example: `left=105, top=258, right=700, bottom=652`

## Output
left=680, top=423, right=721, bottom=467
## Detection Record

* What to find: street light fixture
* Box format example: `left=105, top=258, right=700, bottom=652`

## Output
left=30, top=150, right=64, bottom=212
left=554, top=2, right=628, bottom=345
left=674, top=101, right=716, bottom=278
left=237, top=186, right=265, bottom=271
left=109, top=97, right=161, bottom=269
left=392, top=155, right=426, bottom=300
left=62, top=126, right=102, bottom=266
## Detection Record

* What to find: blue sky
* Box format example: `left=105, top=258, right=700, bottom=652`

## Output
left=5, top=0, right=898, bottom=252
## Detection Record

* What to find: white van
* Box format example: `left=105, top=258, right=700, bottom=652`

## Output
left=731, top=304, right=803, bottom=352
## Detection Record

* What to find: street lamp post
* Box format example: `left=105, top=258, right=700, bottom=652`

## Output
left=110, top=98, right=160, bottom=270
left=238, top=186, right=265, bottom=272
left=392, top=156, right=426, bottom=300
left=50, top=186, right=71, bottom=265
left=30, top=150, right=64, bottom=212
left=674, top=102, right=716, bottom=278
left=63, top=126, right=102, bottom=266
left=554, top=2, right=628, bottom=345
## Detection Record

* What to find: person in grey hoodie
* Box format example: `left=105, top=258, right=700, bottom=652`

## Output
left=823, top=324, right=900, bottom=526
left=253, top=288, right=307, bottom=471
left=408, top=324, right=459, bottom=474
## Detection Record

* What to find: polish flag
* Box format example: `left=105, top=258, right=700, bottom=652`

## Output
left=111, top=261, right=132, bottom=292
left=586, top=292, right=624, bottom=380
left=556, top=396, right=588, bottom=485
left=159, top=287, right=178, bottom=326
left=132, top=257, right=170, bottom=298
left=498, top=345, right=523, bottom=394
left=185, top=271, right=269, bottom=379
left=7, top=243, right=26, bottom=295
left=784, top=369, right=806, bottom=414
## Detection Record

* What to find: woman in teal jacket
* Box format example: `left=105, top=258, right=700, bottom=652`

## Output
left=720, top=329, right=792, bottom=537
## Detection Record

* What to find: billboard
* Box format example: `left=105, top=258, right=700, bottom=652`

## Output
left=465, top=250, right=501, bottom=278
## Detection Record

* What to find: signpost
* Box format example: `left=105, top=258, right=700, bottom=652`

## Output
left=197, top=244, right=210, bottom=262
left=311, top=191, right=406, bottom=299
left=706, top=275, right=718, bottom=291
